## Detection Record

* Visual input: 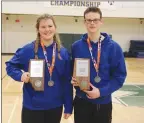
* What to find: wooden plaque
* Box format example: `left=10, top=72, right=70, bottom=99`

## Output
left=29, top=59, right=45, bottom=91
left=73, top=58, right=90, bottom=91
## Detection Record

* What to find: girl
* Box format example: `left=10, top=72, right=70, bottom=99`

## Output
left=6, top=14, right=73, bottom=123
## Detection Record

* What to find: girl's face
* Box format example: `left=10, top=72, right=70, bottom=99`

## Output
left=38, top=19, right=56, bottom=41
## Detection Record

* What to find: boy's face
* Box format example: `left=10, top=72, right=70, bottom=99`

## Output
left=84, top=12, right=103, bottom=33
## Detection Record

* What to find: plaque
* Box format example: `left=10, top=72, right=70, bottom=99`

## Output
left=29, top=59, right=45, bottom=91
left=73, top=58, right=90, bottom=91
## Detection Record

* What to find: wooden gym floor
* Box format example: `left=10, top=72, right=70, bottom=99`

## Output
left=2, top=55, right=144, bottom=123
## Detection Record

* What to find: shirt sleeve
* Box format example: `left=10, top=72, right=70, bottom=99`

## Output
left=5, top=48, right=25, bottom=82
left=99, top=43, right=127, bottom=96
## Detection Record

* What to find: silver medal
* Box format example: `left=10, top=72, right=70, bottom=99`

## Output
left=94, top=76, right=101, bottom=83
left=48, top=80, right=54, bottom=87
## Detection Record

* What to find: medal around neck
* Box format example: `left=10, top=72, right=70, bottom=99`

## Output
left=48, top=80, right=54, bottom=87
left=87, top=37, right=102, bottom=83
left=94, top=75, right=101, bottom=83
left=29, top=59, right=45, bottom=91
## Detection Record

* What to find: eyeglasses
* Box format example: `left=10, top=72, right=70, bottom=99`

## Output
left=85, top=19, right=101, bottom=24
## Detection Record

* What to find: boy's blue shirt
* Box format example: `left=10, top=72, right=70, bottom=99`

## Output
left=5, top=41, right=73, bottom=113
left=71, top=32, right=127, bottom=104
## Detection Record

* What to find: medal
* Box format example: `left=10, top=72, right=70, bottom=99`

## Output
left=87, top=36, right=102, bottom=83
left=41, top=41, right=56, bottom=87
left=48, top=76, right=54, bottom=87
left=94, top=76, right=101, bottom=83
left=34, top=80, right=42, bottom=87
left=48, top=80, right=54, bottom=86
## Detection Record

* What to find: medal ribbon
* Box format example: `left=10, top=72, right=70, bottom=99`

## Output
left=41, top=41, right=56, bottom=79
left=87, top=36, right=102, bottom=75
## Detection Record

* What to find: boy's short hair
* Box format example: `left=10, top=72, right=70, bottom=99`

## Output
left=84, top=7, right=102, bottom=19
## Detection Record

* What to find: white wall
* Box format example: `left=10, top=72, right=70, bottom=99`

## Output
left=2, top=14, right=37, bottom=53
left=2, top=14, right=144, bottom=53
left=2, top=1, right=144, bottom=18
